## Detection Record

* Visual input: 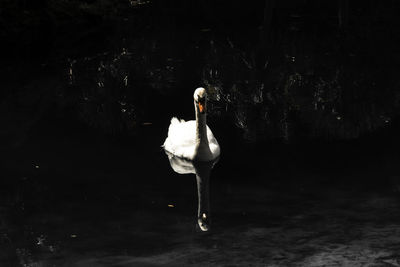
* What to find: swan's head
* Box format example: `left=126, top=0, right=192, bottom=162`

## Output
left=194, top=87, right=207, bottom=114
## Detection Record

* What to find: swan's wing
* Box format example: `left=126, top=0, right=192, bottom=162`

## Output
left=163, top=118, right=196, bottom=160
left=206, top=125, right=221, bottom=158
left=166, top=118, right=196, bottom=148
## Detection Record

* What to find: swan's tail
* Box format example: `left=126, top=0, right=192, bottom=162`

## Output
left=162, top=117, right=186, bottom=148
left=170, top=117, right=185, bottom=125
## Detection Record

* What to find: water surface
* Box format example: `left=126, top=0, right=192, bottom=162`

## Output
left=1, top=117, right=400, bottom=266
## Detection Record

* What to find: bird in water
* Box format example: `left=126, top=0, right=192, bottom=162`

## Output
left=163, top=87, right=220, bottom=161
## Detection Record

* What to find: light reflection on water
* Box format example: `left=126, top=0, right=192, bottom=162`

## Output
left=165, top=151, right=219, bottom=232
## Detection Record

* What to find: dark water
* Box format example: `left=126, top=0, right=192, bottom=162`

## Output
left=1, top=114, right=400, bottom=266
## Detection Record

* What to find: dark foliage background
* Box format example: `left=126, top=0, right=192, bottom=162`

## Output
left=1, top=0, right=400, bottom=145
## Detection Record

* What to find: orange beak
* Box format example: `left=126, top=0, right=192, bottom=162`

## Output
left=199, top=102, right=205, bottom=113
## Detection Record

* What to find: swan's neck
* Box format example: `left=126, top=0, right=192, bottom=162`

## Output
left=196, top=112, right=208, bottom=146
left=195, top=104, right=212, bottom=160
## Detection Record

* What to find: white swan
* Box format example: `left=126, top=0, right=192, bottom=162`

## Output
left=163, top=88, right=220, bottom=161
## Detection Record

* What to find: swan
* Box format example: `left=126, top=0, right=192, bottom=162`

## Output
left=163, top=87, right=220, bottom=161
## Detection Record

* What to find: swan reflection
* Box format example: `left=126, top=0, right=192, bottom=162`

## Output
left=165, top=151, right=218, bottom=231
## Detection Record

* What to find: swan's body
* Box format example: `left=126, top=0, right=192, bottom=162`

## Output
left=163, top=88, right=220, bottom=161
